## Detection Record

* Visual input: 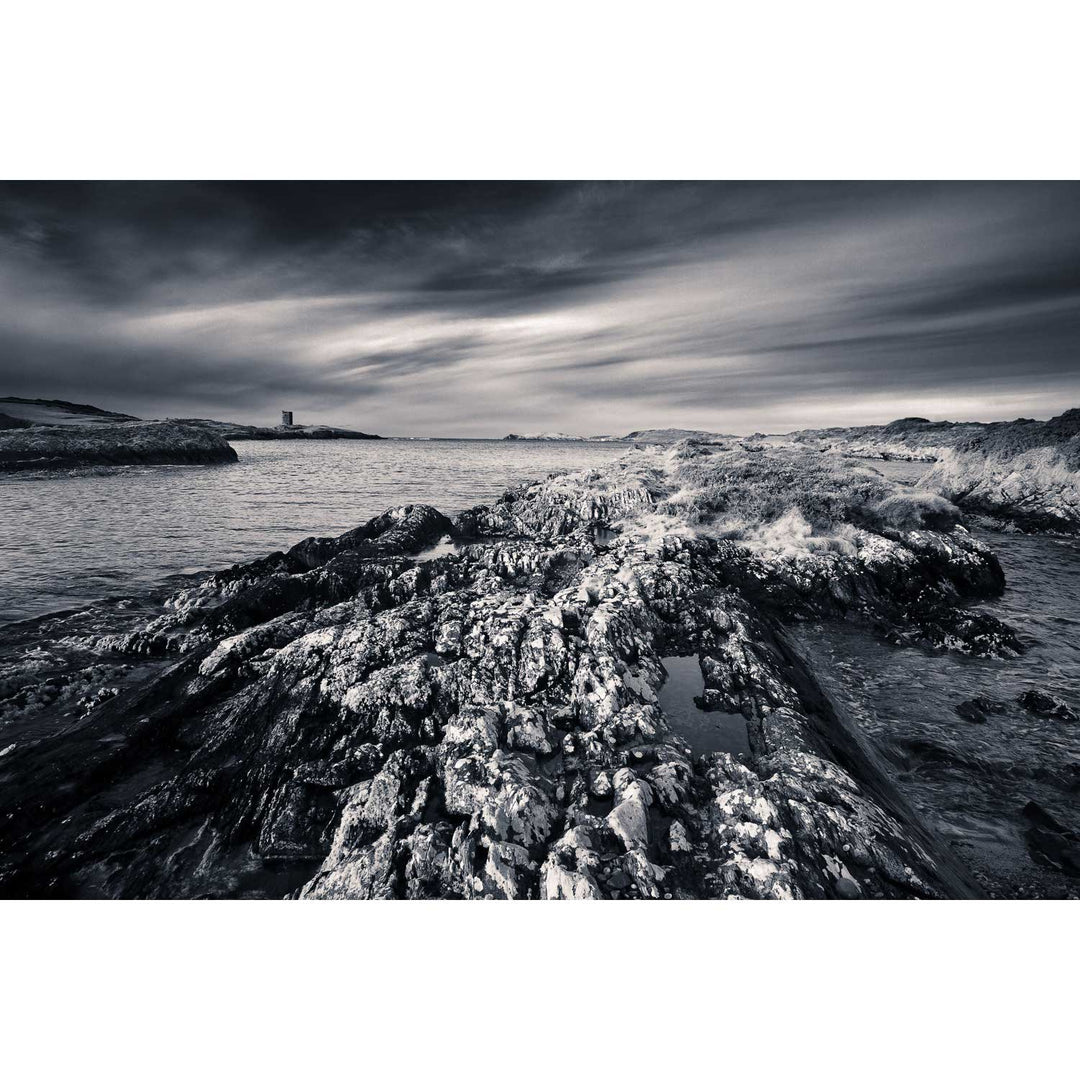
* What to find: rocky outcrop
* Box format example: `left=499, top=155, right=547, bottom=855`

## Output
left=0, top=420, right=239, bottom=471
left=171, top=419, right=382, bottom=440
left=786, top=417, right=989, bottom=462
left=0, top=444, right=1014, bottom=898
left=781, top=409, right=1080, bottom=531
left=920, top=410, right=1080, bottom=532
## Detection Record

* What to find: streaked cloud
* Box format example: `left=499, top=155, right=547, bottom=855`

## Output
left=1, top=181, right=1078, bottom=435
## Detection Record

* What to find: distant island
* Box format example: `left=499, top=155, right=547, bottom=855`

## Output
left=0, top=397, right=380, bottom=471
left=503, top=428, right=733, bottom=444
left=0, top=419, right=239, bottom=471
left=169, top=418, right=382, bottom=441
left=503, top=431, right=598, bottom=441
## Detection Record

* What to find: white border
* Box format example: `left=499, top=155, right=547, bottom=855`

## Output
left=4, top=2, right=1079, bottom=179
left=3, top=2, right=1078, bottom=1073
left=4, top=899, right=1078, bottom=1074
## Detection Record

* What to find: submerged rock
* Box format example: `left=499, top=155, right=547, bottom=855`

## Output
left=0, top=444, right=1013, bottom=898
left=955, top=697, right=1008, bottom=723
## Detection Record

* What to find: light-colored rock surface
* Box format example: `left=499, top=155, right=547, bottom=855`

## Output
left=0, top=443, right=1014, bottom=898
left=920, top=410, right=1080, bottom=532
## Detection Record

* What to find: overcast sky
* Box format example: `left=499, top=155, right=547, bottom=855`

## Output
left=1, top=181, right=1077, bottom=436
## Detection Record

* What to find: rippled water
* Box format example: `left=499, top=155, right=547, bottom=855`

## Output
left=792, top=458, right=1080, bottom=896
left=0, top=438, right=626, bottom=624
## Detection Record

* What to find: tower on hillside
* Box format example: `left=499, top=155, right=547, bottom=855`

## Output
left=281, top=410, right=294, bottom=427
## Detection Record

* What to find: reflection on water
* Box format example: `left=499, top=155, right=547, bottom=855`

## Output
left=412, top=534, right=502, bottom=563
left=658, top=654, right=751, bottom=758
left=0, top=438, right=626, bottom=624
left=413, top=535, right=460, bottom=563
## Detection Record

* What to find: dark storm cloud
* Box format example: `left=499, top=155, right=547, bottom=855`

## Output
left=1, top=181, right=1078, bottom=435
left=872, top=255, right=1080, bottom=321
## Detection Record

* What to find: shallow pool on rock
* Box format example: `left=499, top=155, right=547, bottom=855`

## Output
left=658, top=654, right=751, bottom=759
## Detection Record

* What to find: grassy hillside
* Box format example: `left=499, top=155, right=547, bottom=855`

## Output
left=0, top=397, right=141, bottom=426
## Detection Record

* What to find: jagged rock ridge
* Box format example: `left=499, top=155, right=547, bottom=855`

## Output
left=920, top=409, right=1080, bottom=533
left=0, top=444, right=1018, bottom=898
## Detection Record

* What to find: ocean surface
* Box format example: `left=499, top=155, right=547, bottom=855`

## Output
left=793, top=525, right=1080, bottom=896
left=0, top=438, right=626, bottom=624
left=793, top=457, right=1080, bottom=896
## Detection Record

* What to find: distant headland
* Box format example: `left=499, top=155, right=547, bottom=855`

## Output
left=167, top=417, right=382, bottom=441
left=0, top=397, right=381, bottom=471
left=503, top=428, right=732, bottom=444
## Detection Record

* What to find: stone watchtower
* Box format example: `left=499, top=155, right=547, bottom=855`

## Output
left=281, top=410, right=294, bottom=427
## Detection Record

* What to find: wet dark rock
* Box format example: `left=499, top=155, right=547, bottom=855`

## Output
left=1018, top=690, right=1078, bottom=723
left=1022, top=800, right=1067, bottom=832
left=1022, top=801, right=1080, bottom=876
left=0, top=444, right=1009, bottom=899
left=955, top=697, right=1008, bottom=723
left=834, top=876, right=862, bottom=899
left=0, top=420, right=238, bottom=471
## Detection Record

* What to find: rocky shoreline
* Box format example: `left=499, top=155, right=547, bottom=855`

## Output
left=787, top=416, right=987, bottom=461
left=170, top=418, right=382, bottom=440
left=921, top=409, right=1080, bottom=533
left=0, top=396, right=381, bottom=464
left=774, top=410, right=1080, bottom=535
left=0, top=420, right=238, bottom=472
left=0, top=442, right=1032, bottom=898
